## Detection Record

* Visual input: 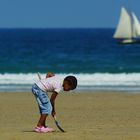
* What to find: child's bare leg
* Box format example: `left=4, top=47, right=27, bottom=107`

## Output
left=42, top=119, right=47, bottom=127
left=37, top=114, right=48, bottom=127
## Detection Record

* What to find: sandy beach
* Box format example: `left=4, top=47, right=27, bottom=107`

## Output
left=0, top=91, right=140, bottom=140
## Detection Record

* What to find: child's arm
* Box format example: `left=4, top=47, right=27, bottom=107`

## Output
left=50, top=91, right=58, bottom=117
left=46, top=72, right=55, bottom=78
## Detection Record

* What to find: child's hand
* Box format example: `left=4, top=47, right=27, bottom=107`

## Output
left=52, top=110, right=56, bottom=117
left=46, top=72, right=55, bottom=78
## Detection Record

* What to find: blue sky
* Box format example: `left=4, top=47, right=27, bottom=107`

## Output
left=0, top=0, right=140, bottom=28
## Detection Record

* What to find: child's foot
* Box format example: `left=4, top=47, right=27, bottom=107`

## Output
left=34, top=126, right=54, bottom=133
left=42, top=126, right=54, bottom=132
left=34, top=126, right=41, bottom=133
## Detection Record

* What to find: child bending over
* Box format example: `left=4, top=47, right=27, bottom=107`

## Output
left=32, top=72, right=77, bottom=133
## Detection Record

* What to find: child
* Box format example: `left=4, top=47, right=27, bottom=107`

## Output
left=32, top=72, right=77, bottom=133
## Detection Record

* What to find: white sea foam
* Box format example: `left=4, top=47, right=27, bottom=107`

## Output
left=0, top=73, right=140, bottom=85
left=0, top=73, right=140, bottom=92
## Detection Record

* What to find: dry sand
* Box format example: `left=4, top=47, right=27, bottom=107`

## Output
left=0, top=91, right=140, bottom=140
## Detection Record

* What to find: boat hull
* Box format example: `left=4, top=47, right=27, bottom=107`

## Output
left=117, top=38, right=140, bottom=44
left=122, top=39, right=135, bottom=44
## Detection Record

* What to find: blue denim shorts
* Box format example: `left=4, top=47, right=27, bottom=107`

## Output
left=32, top=84, right=52, bottom=115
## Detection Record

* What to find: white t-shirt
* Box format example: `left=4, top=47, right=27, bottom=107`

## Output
left=35, top=76, right=63, bottom=93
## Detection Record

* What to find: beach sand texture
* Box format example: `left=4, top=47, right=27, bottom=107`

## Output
left=0, top=92, right=140, bottom=140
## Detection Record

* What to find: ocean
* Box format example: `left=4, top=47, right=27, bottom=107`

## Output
left=1, top=28, right=140, bottom=92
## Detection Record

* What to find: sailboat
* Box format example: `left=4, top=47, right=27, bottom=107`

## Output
left=113, top=7, right=140, bottom=44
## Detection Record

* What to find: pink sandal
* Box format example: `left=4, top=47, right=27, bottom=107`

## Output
left=34, top=126, right=54, bottom=133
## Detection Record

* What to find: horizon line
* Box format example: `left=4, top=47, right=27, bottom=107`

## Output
left=0, top=27, right=115, bottom=29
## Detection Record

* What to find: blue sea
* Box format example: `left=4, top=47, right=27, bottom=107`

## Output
left=1, top=28, right=140, bottom=92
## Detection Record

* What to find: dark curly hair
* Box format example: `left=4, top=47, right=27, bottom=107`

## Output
left=64, top=76, right=77, bottom=90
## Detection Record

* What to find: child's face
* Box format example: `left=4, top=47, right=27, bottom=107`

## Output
left=63, top=81, right=72, bottom=91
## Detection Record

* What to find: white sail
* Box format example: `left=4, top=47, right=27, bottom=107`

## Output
left=132, top=12, right=140, bottom=37
left=113, top=7, right=132, bottom=39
